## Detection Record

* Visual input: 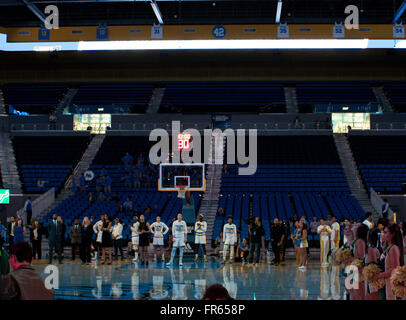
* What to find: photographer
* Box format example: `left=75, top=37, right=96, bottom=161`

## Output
left=247, top=217, right=265, bottom=266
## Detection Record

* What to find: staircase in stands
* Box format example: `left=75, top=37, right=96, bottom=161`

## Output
left=37, top=134, right=106, bottom=221
left=333, top=134, right=379, bottom=221
left=56, top=88, right=78, bottom=116
left=0, top=133, right=23, bottom=194
left=372, top=86, right=393, bottom=113
left=198, top=130, right=225, bottom=255
left=284, top=87, right=299, bottom=113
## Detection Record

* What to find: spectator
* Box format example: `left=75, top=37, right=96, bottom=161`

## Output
left=104, top=175, right=112, bottom=194
left=49, top=111, right=57, bottom=130
left=122, top=152, right=134, bottom=172
left=87, top=192, right=94, bottom=203
left=79, top=173, right=86, bottom=192
left=214, top=232, right=223, bottom=257
left=98, top=191, right=105, bottom=202
left=0, top=242, right=53, bottom=300
left=382, top=199, right=390, bottom=219
left=294, top=116, right=301, bottom=129
left=69, top=219, right=82, bottom=261
left=112, top=218, right=124, bottom=261
left=123, top=197, right=132, bottom=211
left=80, top=217, right=93, bottom=265
left=37, top=178, right=47, bottom=192
left=133, top=168, right=141, bottom=188
left=96, top=175, right=104, bottom=193
left=202, top=284, right=233, bottom=300
left=100, top=167, right=107, bottom=177
left=24, top=197, right=33, bottom=226
left=217, top=208, right=224, bottom=217
left=29, top=220, right=43, bottom=260
left=13, top=219, right=25, bottom=243
left=236, top=238, right=249, bottom=263
left=111, top=192, right=119, bottom=204
left=326, top=215, right=333, bottom=227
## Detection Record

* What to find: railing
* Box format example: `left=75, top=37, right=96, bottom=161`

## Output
left=16, top=187, right=55, bottom=223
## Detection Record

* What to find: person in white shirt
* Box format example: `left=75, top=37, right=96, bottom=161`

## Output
left=363, top=212, right=373, bottom=230
left=317, top=218, right=332, bottom=267
left=222, top=216, right=237, bottom=264
left=112, top=218, right=124, bottom=261
left=129, top=216, right=139, bottom=262
left=330, top=216, right=340, bottom=250
left=166, top=213, right=187, bottom=267
left=150, top=216, right=169, bottom=262
left=194, top=214, right=208, bottom=262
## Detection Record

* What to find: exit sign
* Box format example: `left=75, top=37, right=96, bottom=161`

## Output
left=0, top=189, right=10, bottom=204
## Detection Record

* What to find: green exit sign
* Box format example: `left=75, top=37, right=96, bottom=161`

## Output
left=0, top=189, right=10, bottom=204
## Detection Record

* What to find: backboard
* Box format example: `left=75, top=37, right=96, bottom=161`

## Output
left=158, top=163, right=206, bottom=192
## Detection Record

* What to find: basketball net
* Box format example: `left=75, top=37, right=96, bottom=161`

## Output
left=177, top=185, right=186, bottom=199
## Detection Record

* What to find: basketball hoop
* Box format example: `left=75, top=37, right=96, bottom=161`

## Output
left=176, top=185, right=187, bottom=199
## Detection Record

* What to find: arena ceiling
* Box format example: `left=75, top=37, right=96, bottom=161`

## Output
left=0, top=0, right=404, bottom=27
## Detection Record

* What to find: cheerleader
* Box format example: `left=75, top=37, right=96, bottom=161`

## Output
left=129, top=216, right=139, bottom=263
left=291, top=221, right=301, bottom=266
left=166, top=213, right=188, bottom=267
left=150, top=216, right=169, bottom=262
left=194, top=214, right=208, bottom=262
left=371, top=224, right=404, bottom=300
left=365, top=228, right=381, bottom=300
left=351, top=223, right=368, bottom=300
left=343, top=219, right=354, bottom=248
left=298, top=222, right=308, bottom=270
left=317, top=218, right=332, bottom=267
left=330, top=216, right=340, bottom=249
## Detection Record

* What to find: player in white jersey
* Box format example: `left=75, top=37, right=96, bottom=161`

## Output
left=150, top=216, right=169, bottom=262
left=166, top=213, right=187, bottom=267
left=129, top=216, right=139, bottom=262
left=194, top=214, right=208, bottom=262
left=223, top=216, right=237, bottom=264
left=330, top=216, right=340, bottom=250
left=317, top=218, right=332, bottom=267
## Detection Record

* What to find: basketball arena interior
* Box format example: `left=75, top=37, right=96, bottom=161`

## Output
left=0, top=0, right=406, bottom=306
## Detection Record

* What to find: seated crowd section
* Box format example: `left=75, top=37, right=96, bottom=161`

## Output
left=349, top=134, right=406, bottom=194
left=212, top=135, right=365, bottom=244
left=12, top=135, right=91, bottom=193
left=40, top=135, right=201, bottom=243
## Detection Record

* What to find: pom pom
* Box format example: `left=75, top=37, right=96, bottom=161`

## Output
left=363, top=263, right=386, bottom=290
left=349, top=258, right=365, bottom=282
left=390, top=266, right=406, bottom=298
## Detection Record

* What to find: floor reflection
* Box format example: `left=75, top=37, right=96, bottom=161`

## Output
left=32, top=258, right=347, bottom=300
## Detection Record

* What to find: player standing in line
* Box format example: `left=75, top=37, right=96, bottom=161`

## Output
left=317, top=218, right=332, bottom=267
left=150, top=216, right=169, bottom=262
left=194, top=214, right=208, bottom=262
left=166, top=213, right=187, bottom=267
left=330, top=216, right=340, bottom=250
left=129, top=216, right=139, bottom=263
left=222, top=216, right=237, bottom=264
